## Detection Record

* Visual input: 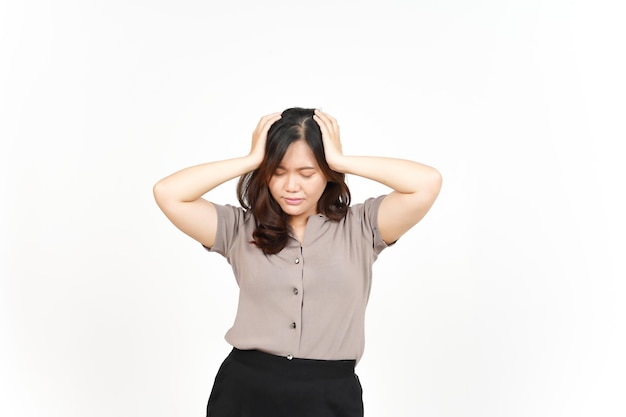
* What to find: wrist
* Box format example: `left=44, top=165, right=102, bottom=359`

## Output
left=245, top=152, right=264, bottom=171
left=327, top=154, right=349, bottom=173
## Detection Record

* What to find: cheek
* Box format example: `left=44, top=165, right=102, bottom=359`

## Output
left=311, top=179, right=327, bottom=196
left=268, top=178, right=281, bottom=197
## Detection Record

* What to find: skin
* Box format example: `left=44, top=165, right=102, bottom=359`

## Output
left=153, top=110, right=442, bottom=249
left=313, top=110, right=442, bottom=244
left=268, top=139, right=327, bottom=242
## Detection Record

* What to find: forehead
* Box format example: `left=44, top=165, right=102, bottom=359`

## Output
left=278, top=140, right=319, bottom=168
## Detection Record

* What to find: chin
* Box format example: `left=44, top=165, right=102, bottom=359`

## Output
left=281, top=207, right=302, bottom=216
left=279, top=204, right=310, bottom=218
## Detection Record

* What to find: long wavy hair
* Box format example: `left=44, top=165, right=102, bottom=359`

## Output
left=237, top=107, right=351, bottom=254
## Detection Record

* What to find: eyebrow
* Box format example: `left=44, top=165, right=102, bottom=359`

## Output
left=276, top=166, right=316, bottom=171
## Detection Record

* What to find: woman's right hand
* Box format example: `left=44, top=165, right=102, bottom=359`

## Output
left=153, top=111, right=281, bottom=248
left=249, top=112, right=282, bottom=165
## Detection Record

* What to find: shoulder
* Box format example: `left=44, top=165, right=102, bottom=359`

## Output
left=339, top=195, right=389, bottom=254
left=347, top=195, right=387, bottom=220
left=213, top=203, right=253, bottom=223
left=338, top=194, right=388, bottom=235
left=204, top=203, right=256, bottom=255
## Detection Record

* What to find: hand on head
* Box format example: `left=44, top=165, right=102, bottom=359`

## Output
left=313, top=109, right=344, bottom=170
left=249, top=108, right=345, bottom=172
left=249, top=112, right=282, bottom=165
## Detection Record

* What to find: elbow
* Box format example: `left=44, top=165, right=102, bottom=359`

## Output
left=423, top=167, right=443, bottom=197
left=432, top=168, right=443, bottom=194
left=152, top=178, right=170, bottom=207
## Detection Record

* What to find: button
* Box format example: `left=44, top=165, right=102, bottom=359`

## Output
left=294, top=258, right=300, bottom=264
left=290, top=322, right=297, bottom=329
left=287, top=354, right=293, bottom=360
left=293, top=288, right=299, bottom=295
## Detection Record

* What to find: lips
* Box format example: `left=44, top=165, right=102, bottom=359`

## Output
left=284, top=198, right=303, bottom=205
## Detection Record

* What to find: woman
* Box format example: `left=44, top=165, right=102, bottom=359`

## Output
left=153, top=108, right=442, bottom=417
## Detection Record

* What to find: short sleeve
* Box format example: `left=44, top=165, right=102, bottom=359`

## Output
left=360, top=194, right=390, bottom=256
left=203, top=203, right=248, bottom=258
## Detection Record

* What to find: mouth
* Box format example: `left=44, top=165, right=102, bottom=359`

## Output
left=284, top=198, right=303, bottom=205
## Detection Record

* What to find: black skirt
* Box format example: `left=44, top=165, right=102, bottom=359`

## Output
left=206, top=348, right=364, bottom=417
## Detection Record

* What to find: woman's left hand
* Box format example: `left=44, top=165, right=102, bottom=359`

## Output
left=313, top=109, right=344, bottom=171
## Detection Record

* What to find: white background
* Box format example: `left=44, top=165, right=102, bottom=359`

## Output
left=1, top=0, right=625, bottom=416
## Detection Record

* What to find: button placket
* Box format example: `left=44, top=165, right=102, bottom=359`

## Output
left=285, top=247, right=303, bottom=360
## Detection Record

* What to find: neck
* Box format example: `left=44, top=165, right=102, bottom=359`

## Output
left=288, top=216, right=308, bottom=231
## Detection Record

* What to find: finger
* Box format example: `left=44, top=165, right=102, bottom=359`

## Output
left=314, top=110, right=339, bottom=135
left=324, top=112, right=338, bottom=127
left=264, top=113, right=282, bottom=128
left=259, top=112, right=281, bottom=126
left=260, top=111, right=281, bottom=120
left=262, top=112, right=282, bottom=120
left=313, top=113, right=331, bottom=138
left=315, top=109, right=337, bottom=126
left=256, top=112, right=281, bottom=127
left=256, top=113, right=282, bottom=134
left=313, top=111, right=332, bottom=132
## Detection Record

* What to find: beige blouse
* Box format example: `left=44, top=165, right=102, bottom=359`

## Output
left=207, top=195, right=389, bottom=363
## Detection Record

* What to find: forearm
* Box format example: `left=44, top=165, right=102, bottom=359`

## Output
left=153, top=155, right=259, bottom=203
left=332, top=155, right=441, bottom=195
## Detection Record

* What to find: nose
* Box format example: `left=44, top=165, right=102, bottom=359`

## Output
left=285, top=174, right=300, bottom=192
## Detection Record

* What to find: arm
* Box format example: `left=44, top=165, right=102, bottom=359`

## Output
left=153, top=113, right=281, bottom=247
left=314, top=110, right=442, bottom=245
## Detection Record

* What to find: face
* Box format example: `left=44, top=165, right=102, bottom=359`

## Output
left=268, top=139, right=327, bottom=226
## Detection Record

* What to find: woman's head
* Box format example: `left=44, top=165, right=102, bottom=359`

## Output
left=237, top=107, right=351, bottom=254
